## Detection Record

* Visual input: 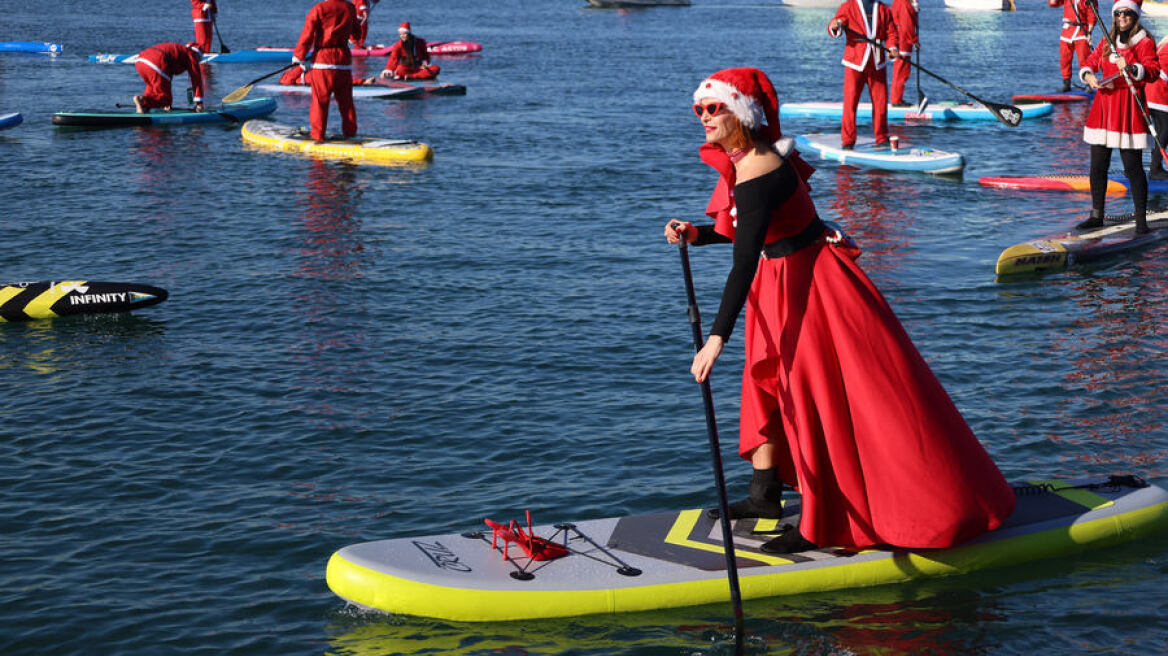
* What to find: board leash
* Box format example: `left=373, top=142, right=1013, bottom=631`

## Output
left=1013, top=474, right=1148, bottom=496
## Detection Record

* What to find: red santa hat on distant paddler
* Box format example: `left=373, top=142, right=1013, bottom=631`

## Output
left=399, top=22, right=411, bottom=33
left=692, top=68, right=814, bottom=235
left=185, top=42, right=203, bottom=56
left=1113, top=0, right=1142, bottom=17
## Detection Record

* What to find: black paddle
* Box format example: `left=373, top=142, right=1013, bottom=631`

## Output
left=213, top=13, right=231, bottom=54
left=221, top=62, right=299, bottom=103
left=1084, top=1, right=1168, bottom=167
left=677, top=238, right=746, bottom=656
left=839, top=24, right=1022, bottom=127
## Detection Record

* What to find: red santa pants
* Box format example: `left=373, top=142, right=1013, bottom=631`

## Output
left=194, top=21, right=213, bottom=53
left=309, top=68, right=357, bottom=141
left=890, top=53, right=912, bottom=106
left=1060, top=39, right=1091, bottom=80
left=842, top=63, right=889, bottom=147
left=135, top=61, right=173, bottom=110
left=391, top=64, right=440, bottom=80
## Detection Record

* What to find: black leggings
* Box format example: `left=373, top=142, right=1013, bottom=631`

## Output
left=1090, top=144, right=1146, bottom=218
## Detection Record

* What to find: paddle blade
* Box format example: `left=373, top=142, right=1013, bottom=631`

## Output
left=987, top=101, right=1023, bottom=127
left=221, top=84, right=252, bottom=104
left=916, top=94, right=929, bottom=115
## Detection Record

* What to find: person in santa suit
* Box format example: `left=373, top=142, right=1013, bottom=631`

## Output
left=293, top=0, right=360, bottom=142
left=664, top=67, right=1015, bottom=554
left=889, top=0, right=918, bottom=107
left=352, top=0, right=379, bottom=49
left=1145, top=33, right=1168, bottom=180
left=379, top=22, right=441, bottom=81
left=191, top=0, right=218, bottom=54
left=1050, top=0, right=1097, bottom=92
left=828, top=0, right=899, bottom=149
left=132, top=42, right=205, bottom=113
left=1079, top=0, right=1159, bottom=234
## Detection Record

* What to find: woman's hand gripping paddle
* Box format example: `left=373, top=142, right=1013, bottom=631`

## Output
left=221, top=62, right=299, bottom=103
left=676, top=233, right=747, bottom=656
left=839, top=24, right=1022, bottom=127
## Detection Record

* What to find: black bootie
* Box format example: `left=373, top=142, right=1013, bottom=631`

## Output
left=1061, top=78, right=1072, bottom=92
left=1136, top=213, right=1149, bottom=235
left=708, top=467, right=784, bottom=520
left=1076, top=209, right=1105, bottom=231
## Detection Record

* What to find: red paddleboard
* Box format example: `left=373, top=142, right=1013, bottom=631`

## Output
left=350, top=41, right=483, bottom=57
left=979, top=175, right=1126, bottom=195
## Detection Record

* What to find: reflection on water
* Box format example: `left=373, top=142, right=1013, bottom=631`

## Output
left=287, top=160, right=372, bottom=433
left=824, top=167, right=917, bottom=278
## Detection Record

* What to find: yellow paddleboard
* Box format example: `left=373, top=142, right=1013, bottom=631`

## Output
left=995, top=210, right=1168, bottom=277
left=241, top=119, right=432, bottom=164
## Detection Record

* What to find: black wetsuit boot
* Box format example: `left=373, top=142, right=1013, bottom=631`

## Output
left=1061, top=78, right=1072, bottom=92
left=708, top=467, right=784, bottom=520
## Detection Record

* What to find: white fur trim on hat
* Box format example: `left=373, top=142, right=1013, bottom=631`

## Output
left=693, top=78, right=764, bottom=129
left=1114, top=0, right=1141, bottom=16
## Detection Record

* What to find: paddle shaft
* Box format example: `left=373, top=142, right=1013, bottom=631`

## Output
left=1084, top=1, right=1168, bottom=166
left=839, top=24, right=1021, bottom=127
left=213, top=13, right=231, bottom=54
left=677, top=240, right=746, bottom=656
left=222, top=62, right=298, bottom=103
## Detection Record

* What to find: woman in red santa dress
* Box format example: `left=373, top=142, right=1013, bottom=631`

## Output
left=664, top=68, right=1015, bottom=554
left=378, top=22, right=440, bottom=81
left=828, top=0, right=898, bottom=149
left=1078, top=0, right=1159, bottom=234
left=191, top=0, right=218, bottom=53
left=132, top=42, right=205, bottom=113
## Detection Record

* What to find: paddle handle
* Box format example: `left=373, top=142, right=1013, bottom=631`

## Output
left=677, top=239, right=746, bottom=656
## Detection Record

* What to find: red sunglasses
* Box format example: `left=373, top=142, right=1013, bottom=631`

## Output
left=693, top=101, right=727, bottom=118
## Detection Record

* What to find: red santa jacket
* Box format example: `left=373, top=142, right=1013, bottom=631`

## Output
left=1146, top=35, right=1168, bottom=111
left=828, top=0, right=899, bottom=72
left=1081, top=28, right=1159, bottom=140
left=138, top=42, right=205, bottom=102
left=890, top=0, right=918, bottom=54
left=293, top=0, right=358, bottom=69
left=1050, top=0, right=1095, bottom=43
left=191, top=0, right=217, bottom=23
left=386, top=36, right=431, bottom=70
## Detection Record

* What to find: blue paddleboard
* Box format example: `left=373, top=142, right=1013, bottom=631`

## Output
left=0, top=112, right=23, bottom=131
left=0, top=41, right=62, bottom=54
left=780, top=100, right=1052, bottom=123
left=795, top=133, right=964, bottom=174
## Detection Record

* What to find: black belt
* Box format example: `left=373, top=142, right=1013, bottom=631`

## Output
left=761, top=217, right=827, bottom=259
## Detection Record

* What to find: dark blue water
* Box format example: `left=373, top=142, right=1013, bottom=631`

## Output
left=2, top=1, right=1167, bottom=654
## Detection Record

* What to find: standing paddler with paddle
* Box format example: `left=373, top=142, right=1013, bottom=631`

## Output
left=1050, top=0, right=1096, bottom=93
left=293, top=0, right=360, bottom=143
left=132, top=43, right=205, bottom=114
left=664, top=67, right=1015, bottom=555
left=888, top=0, right=919, bottom=109
left=828, top=0, right=899, bottom=149
left=191, top=0, right=218, bottom=54
left=1078, top=0, right=1159, bottom=234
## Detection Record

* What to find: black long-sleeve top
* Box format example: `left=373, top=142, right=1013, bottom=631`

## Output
left=692, top=164, right=800, bottom=340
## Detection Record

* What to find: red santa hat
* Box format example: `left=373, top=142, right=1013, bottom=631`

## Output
left=692, top=67, right=800, bottom=160
left=399, top=22, right=411, bottom=33
left=1113, top=0, right=1142, bottom=16
left=185, top=42, right=203, bottom=56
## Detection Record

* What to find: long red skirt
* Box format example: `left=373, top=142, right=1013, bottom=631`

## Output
left=738, top=239, right=1015, bottom=550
